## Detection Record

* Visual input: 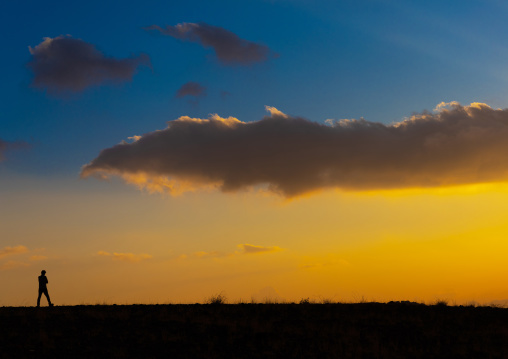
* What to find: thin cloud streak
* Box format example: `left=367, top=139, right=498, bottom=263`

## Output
left=0, top=246, right=40, bottom=271
left=98, top=251, right=152, bottom=263
left=181, top=244, right=283, bottom=259
left=145, top=22, right=272, bottom=65
left=0, top=246, right=28, bottom=259
left=28, top=36, right=150, bottom=92
left=0, top=261, right=30, bottom=271
left=239, top=244, right=282, bottom=254
left=82, top=102, right=508, bottom=197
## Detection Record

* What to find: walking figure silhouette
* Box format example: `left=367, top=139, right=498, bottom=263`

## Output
left=37, top=270, right=53, bottom=307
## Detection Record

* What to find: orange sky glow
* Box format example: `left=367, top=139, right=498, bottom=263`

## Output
left=2, top=176, right=508, bottom=306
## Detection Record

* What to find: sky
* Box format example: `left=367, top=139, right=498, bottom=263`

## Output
left=2, top=0, right=508, bottom=306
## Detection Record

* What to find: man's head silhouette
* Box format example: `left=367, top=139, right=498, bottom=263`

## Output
left=41, top=270, right=46, bottom=275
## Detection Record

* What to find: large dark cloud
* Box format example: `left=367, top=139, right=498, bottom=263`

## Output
left=81, top=102, right=508, bottom=197
left=176, top=81, right=206, bottom=98
left=145, top=22, right=271, bottom=65
left=28, top=36, right=150, bottom=92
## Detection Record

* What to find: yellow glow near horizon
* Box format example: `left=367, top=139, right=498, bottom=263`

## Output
left=2, top=177, right=508, bottom=306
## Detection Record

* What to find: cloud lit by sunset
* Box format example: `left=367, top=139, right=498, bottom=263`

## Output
left=98, top=251, right=153, bottom=263
left=82, top=102, right=508, bottom=197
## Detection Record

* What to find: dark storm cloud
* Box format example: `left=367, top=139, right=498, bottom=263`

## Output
left=144, top=22, right=271, bottom=65
left=81, top=102, right=508, bottom=197
left=28, top=36, right=150, bottom=92
left=176, top=81, right=206, bottom=98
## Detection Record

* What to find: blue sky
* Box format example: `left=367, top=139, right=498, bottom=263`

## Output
left=3, top=0, right=508, bottom=178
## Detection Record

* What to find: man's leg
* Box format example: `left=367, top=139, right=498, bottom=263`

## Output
left=37, top=290, right=42, bottom=307
left=43, top=289, right=52, bottom=306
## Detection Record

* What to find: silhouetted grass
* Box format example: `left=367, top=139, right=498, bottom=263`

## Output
left=1, top=302, right=507, bottom=358
left=433, top=299, right=449, bottom=307
left=205, top=292, right=228, bottom=305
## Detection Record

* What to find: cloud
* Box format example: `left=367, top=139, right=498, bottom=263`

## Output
left=0, top=245, right=28, bottom=259
left=82, top=102, right=508, bottom=197
left=0, top=139, right=30, bottom=161
left=28, top=36, right=150, bottom=92
left=238, top=244, right=283, bottom=254
left=0, top=261, right=30, bottom=271
left=145, top=22, right=272, bottom=65
left=176, top=81, right=206, bottom=98
left=0, top=246, right=47, bottom=270
left=98, top=251, right=152, bottom=263
left=181, top=244, right=283, bottom=259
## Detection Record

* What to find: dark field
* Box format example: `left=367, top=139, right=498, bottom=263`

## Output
left=1, top=303, right=507, bottom=358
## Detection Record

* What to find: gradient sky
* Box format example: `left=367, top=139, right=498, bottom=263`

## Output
left=2, top=0, right=508, bottom=306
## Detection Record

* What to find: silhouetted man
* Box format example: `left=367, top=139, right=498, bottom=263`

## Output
left=37, top=270, right=53, bottom=307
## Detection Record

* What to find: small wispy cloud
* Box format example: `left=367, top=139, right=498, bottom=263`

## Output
left=0, top=245, right=28, bottom=259
left=0, top=246, right=47, bottom=271
left=181, top=244, right=283, bottom=260
left=176, top=81, right=206, bottom=99
left=98, top=251, right=152, bottom=263
left=238, top=244, right=283, bottom=254
left=0, top=261, right=30, bottom=271
left=144, top=22, right=273, bottom=65
left=28, top=36, right=150, bottom=93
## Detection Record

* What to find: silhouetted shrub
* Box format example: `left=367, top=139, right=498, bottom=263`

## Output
left=206, top=292, right=227, bottom=305
left=433, top=299, right=448, bottom=307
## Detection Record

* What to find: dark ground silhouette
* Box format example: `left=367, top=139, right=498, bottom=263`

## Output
left=1, top=302, right=507, bottom=358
